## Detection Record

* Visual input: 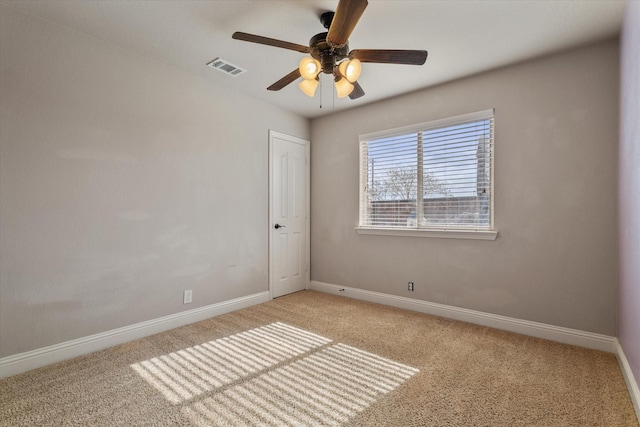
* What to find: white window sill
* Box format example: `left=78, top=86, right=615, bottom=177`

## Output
left=355, top=227, right=498, bottom=241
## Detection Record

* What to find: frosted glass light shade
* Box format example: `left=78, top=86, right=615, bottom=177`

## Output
left=338, top=59, right=362, bottom=83
left=334, top=77, right=354, bottom=98
left=298, top=78, right=319, bottom=97
left=299, top=57, right=321, bottom=80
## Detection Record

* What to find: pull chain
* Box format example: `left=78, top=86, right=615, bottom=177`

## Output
left=319, top=75, right=323, bottom=109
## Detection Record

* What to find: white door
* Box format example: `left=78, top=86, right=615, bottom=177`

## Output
left=269, top=131, right=309, bottom=298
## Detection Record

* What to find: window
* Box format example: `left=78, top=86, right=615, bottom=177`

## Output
left=357, top=109, right=496, bottom=240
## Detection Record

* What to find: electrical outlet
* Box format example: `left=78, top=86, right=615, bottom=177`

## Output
left=183, top=290, right=193, bottom=304
left=408, top=282, right=414, bottom=292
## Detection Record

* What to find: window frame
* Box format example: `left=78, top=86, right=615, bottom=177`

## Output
left=356, top=109, right=498, bottom=240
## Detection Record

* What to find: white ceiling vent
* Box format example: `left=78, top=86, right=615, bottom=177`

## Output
left=207, top=57, right=246, bottom=77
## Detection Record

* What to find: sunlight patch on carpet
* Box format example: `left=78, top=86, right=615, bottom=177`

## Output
left=131, top=322, right=419, bottom=425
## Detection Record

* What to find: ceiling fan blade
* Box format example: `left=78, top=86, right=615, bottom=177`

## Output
left=349, top=81, right=365, bottom=100
left=232, top=32, right=310, bottom=54
left=350, top=49, right=428, bottom=65
left=326, top=0, right=368, bottom=48
left=267, top=69, right=302, bottom=91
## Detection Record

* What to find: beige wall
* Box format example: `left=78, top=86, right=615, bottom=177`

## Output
left=311, top=39, right=619, bottom=335
left=618, top=0, right=640, bottom=390
left=0, top=6, right=309, bottom=357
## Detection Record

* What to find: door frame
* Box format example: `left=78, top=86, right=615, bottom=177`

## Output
left=268, top=130, right=310, bottom=300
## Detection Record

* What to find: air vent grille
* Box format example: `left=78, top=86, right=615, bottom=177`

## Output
left=207, top=57, right=246, bottom=77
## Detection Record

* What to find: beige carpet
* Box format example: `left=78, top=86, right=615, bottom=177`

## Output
left=1, top=290, right=637, bottom=426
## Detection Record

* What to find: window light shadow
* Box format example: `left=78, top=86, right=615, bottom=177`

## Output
left=131, top=322, right=419, bottom=425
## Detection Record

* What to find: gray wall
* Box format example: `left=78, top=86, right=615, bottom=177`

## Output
left=0, top=6, right=309, bottom=357
left=311, top=39, right=619, bottom=335
left=619, top=0, right=640, bottom=390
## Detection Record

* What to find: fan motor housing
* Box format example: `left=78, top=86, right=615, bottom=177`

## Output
left=309, top=32, right=349, bottom=74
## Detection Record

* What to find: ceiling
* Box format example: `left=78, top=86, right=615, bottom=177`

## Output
left=1, top=0, right=626, bottom=119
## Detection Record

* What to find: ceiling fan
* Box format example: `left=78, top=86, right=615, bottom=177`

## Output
left=232, top=0, right=428, bottom=100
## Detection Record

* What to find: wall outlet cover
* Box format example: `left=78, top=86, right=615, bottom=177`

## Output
left=183, top=290, right=193, bottom=304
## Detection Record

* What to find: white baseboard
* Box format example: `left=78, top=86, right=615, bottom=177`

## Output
left=310, top=281, right=616, bottom=353
left=0, top=291, right=270, bottom=379
left=616, top=340, right=640, bottom=424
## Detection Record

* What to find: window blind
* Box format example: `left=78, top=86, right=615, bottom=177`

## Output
left=359, top=110, right=494, bottom=231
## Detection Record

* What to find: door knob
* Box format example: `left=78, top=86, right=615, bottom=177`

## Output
left=274, top=224, right=286, bottom=229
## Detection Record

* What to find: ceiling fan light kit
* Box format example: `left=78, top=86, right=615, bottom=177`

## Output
left=231, top=0, right=427, bottom=102
left=298, top=55, right=360, bottom=98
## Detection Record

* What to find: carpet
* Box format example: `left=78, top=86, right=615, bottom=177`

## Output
left=1, top=290, right=637, bottom=426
